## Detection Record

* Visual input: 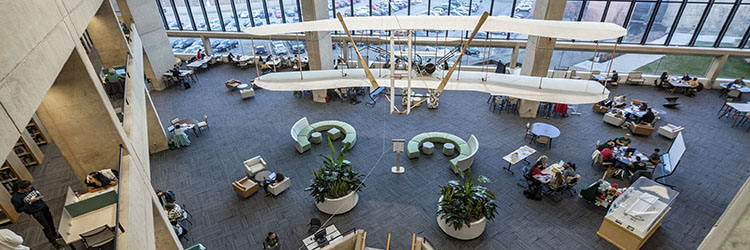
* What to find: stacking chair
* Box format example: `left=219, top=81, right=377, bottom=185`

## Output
left=197, top=115, right=209, bottom=131
left=524, top=122, right=536, bottom=142
left=626, top=72, right=645, bottom=85
left=536, top=135, right=551, bottom=149
left=80, top=225, right=116, bottom=250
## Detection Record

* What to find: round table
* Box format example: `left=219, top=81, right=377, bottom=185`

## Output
left=422, top=142, right=435, bottom=155
left=311, top=132, right=322, bottom=144
left=443, top=143, right=455, bottom=156
left=530, top=123, right=560, bottom=138
left=254, top=170, right=273, bottom=182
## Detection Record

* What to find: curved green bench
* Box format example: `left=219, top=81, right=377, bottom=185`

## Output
left=407, top=132, right=479, bottom=173
left=291, top=117, right=357, bottom=153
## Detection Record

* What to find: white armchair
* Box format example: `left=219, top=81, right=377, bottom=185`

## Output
left=269, top=177, right=291, bottom=196
left=243, top=156, right=268, bottom=177
left=658, top=124, right=684, bottom=140
left=603, top=112, right=625, bottom=126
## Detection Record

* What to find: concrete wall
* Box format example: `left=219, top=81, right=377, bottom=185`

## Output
left=116, top=0, right=176, bottom=90
left=0, top=0, right=103, bottom=162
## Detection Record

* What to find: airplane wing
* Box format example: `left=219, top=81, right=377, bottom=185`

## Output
left=254, top=69, right=609, bottom=104
left=244, top=16, right=626, bottom=41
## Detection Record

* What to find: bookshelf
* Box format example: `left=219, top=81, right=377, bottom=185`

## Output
left=26, top=115, right=48, bottom=145
left=14, top=132, right=44, bottom=167
left=0, top=152, right=32, bottom=224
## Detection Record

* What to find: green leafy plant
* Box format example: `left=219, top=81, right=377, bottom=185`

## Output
left=305, top=137, right=364, bottom=203
left=437, top=175, right=498, bottom=231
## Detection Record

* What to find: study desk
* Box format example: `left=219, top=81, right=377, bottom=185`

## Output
left=718, top=102, right=750, bottom=128
left=58, top=187, right=117, bottom=244
left=302, top=225, right=341, bottom=250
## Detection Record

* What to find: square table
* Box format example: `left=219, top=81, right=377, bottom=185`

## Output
left=720, top=102, right=750, bottom=128
left=502, top=145, right=536, bottom=174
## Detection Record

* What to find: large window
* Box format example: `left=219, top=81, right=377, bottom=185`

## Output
left=623, top=2, right=655, bottom=43
left=695, top=3, right=732, bottom=46
left=719, top=5, right=750, bottom=47
left=646, top=2, right=680, bottom=45
left=156, top=0, right=750, bottom=49
left=670, top=3, right=706, bottom=45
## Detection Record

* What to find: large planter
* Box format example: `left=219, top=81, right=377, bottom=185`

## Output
left=437, top=196, right=487, bottom=240
left=315, top=191, right=359, bottom=215
left=437, top=214, right=487, bottom=240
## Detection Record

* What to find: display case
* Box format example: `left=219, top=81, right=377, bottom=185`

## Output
left=597, top=177, right=679, bottom=250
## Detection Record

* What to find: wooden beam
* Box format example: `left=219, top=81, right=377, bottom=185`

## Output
left=336, top=13, right=379, bottom=89
left=436, top=12, right=490, bottom=92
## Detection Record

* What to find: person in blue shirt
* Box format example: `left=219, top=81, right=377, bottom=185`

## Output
left=11, top=181, right=63, bottom=248
left=681, top=72, right=691, bottom=81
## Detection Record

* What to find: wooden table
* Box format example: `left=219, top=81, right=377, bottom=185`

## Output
left=613, top=147, right=649, bottom=166
left=534, top=163, right=564, bottom=183
left=502, top=145, right=536, bottom=174
left=718, top=102, right=750, bottom=128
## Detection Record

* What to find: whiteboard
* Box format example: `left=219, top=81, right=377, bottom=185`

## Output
left=667, top=132, right=685, bottom=173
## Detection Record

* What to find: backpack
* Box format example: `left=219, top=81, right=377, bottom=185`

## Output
left=523, top=185, right=542, bottom=200
left=164, top=190, right=176, bottom=204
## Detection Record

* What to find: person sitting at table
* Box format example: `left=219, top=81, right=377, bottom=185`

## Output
left=227, top=53, right=235, bottom=63
left=727, top=77, right=745, bottom=88
left=261, top=173, right=286, bottom=197
left=264, top=232, right=280, bottom=250
left=85, top=169, right=119, bottom=192
left=173, top=124, right=191, bottom=148
left=687, top=77, right=701, bottom=97
left=529, top=162, right=549, bottom=178
left=608, top=70, right=619, bottom=85
left=615, top=134, right=631, bottom=147
left=225, top=79, right=242, bottom=89
left=681, top=72, right=691, bottom=81
left=649, top=148, right=662, bottom=166
left=534, top=155, right=548, bottom=169
left=164, top=203, right=186, bottom=224
left=601, top=147, right=615, bottom=165
left=622, top=156, right=648, bottom=179
left=196, top=49, right=203, bottom=60
left=597, top=140, right=615, bottom=151
left=636, top=108, right=656, bottom=125
left=156, top=189, right=176, bottom=206
left=562, top=162, right=576, bottom=178
left=658, top=72, right=670, bottom=89
left=613, top=95, right=627, bottom=108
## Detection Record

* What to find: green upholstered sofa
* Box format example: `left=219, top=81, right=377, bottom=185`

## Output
left=291, top=117, right=357, bottom=153
left=407, top=132, right=479, bottom=173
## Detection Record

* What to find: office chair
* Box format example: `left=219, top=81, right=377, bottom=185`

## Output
left=307, top=218, right=322, bottom=235
left=79, top=225, right=116, bottom=250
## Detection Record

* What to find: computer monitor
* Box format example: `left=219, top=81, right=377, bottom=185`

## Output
left=625, top=147, right=636, bottom=155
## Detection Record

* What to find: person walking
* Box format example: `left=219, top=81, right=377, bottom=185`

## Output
left=11, top=181, right=63, bottom=248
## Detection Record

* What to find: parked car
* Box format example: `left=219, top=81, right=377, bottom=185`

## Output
left=272, top=41, right=288, bottom=55
left=175, top=38, right=197, bottom=49
left=255, top=45, right=269, bottom=55
left=289, top=42, right=306, bottom=54
left=464, top=47, right=480, bottom=56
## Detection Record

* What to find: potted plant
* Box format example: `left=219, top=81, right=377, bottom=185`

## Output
left=306, top=137, right=364, bottom=215
left=437, top=175, right=498, bottom=240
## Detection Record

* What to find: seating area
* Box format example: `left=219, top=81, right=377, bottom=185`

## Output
left=406, top=132, right=479, bottom=173
left=291, top=117, right=357, bottom=153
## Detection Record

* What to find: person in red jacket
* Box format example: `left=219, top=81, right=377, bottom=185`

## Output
left=196, top=49, right=203, bottom=60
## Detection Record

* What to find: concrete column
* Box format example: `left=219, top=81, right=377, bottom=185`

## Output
left=146, top=90, right=169, bottom=153
left=510, top=44, right=520, bottom=69
left=518, top=0, right=566, bottom=118
left=705, top=54, right=729, bottom=89
left=201, top=36, right=213, bottom=55
left=36, top=46, right=126, bottom=186
left=116, top=0, right=176, bottom=90
left=302, top=0, right=334, bottom=103
left=87, top=0, right=130, bottom=69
